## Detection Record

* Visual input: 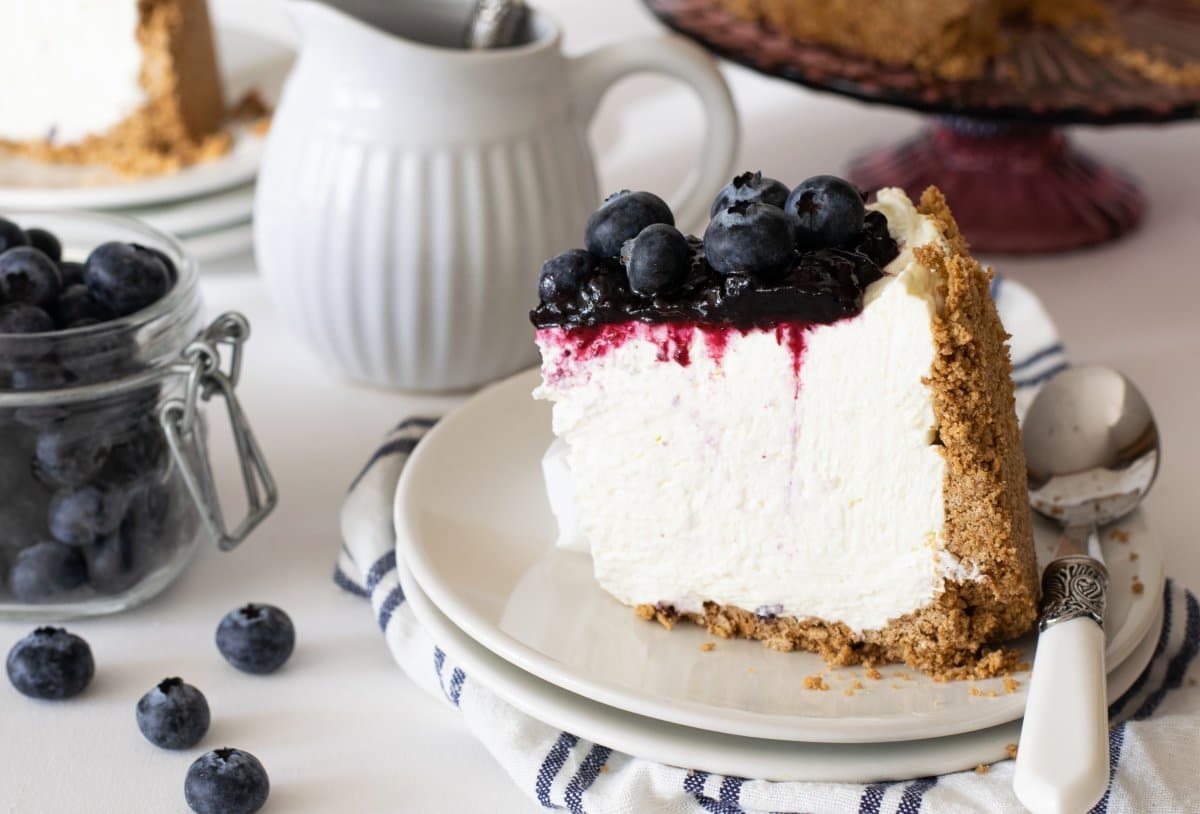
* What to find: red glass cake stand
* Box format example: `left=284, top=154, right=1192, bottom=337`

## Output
left=643, top=0, right=1200, bottom=254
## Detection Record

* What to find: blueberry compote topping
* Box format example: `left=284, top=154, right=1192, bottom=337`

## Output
left=531, top=173, right=898, bottom=332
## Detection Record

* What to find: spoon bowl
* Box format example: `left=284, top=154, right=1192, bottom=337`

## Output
left=1022, top=365, right=1160, bottom=529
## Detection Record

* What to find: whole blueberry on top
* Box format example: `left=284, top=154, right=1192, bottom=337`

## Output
left=84, top=242, right=171, bottom=317
left=0, top=302, right=55, bottom=334
left=137, top=677, right=211, bottom=750
left=6, top=626, right=94, bottom=700
left=703, top=201, right=795, bottom=277
left=0, top=247, right=63, bottom=308
left=53, top=284, right=112, bottom=329
left=785, top=175, right=866, bottom=249
left=8, top=542, right=87, bottom=602
left=0, top=218, right=29, bottom=254
left=538, top=249, right=595, bottom=306
left=710, top=171, right=790, bottom=217
left=24, top=228, right=62, bottom=263
left=584, top=190, right=674, bottom=258
left=216, top=604, right=295, bottom=675
left=623, top=223, right=691, bottom=297
left=185, top=748, right=270, bottom=814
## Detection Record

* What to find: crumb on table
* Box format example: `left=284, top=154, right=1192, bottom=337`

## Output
left=1004, top=676, right=1021, bottom=694
left=700, top=642, right=716, bottom=652
left=851, top=679, right=864, bottom=690
left=1005, top=743, right=1019, bottom=760
left=1130, top=552, right=1140, bottom=561
left=974, top=764, right=989, bottom=774
left=843, top=687, right=856, bottom=697
left=1110, top=529, right=1130, bottom=543
left=865, top=667, right=882, bottom=681
left=803, top=675, right=829, bottom=691
left=969, top=686, right=983, bottom=697
left=1132, top=577, right=1145, bottom=595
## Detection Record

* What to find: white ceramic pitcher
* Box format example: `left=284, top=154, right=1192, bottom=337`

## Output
left=254, top=0, right=738, bottom=391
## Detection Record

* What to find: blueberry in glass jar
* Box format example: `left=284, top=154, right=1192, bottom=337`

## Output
left=0, top=247, right=63, bottom=308
left=83, top=241, right=171, bottom=317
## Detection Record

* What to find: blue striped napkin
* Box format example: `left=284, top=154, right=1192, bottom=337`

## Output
left=336, top=277, right=1199, bottom=813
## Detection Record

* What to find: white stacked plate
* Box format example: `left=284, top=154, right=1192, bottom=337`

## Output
left=0, top=27, right=294, bottom=267
left=391, top=368, right=1167, bottom=782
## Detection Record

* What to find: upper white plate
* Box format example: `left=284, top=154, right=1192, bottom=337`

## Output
left=401, top=557, right=1164, bottom=782
left=396, top=369, right=1165, bottom=744
left=0, top=27, right=292, bottom=210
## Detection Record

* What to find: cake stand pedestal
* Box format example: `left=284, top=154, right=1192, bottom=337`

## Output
left=847, top=120, right=1144, bottom=254
left=643, top=0, right=1200, bottom=255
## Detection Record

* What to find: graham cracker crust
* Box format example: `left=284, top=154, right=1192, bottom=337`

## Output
left=718, top=0, right=1004, bottom=80
left=717, top=0, right=1136, bottom=81
left=637, top=186, right=1040, bottom=681
left=0, top=0, right=233, bottom=177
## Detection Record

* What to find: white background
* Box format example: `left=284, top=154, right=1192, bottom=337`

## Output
left=1, top=0, right=1198, bottom=811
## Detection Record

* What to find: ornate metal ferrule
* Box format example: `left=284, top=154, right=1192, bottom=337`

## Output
left=1040, top=555, right=1109, bottom=632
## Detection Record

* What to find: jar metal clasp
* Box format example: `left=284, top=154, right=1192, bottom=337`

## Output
left=160, top=312, right=278, bottom=551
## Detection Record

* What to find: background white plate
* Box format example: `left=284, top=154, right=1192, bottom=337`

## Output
left=123, top=182, right=254, bottom=238
left=396, top=369, right=1165, bottom=744
left=180, top=221, right=253, bottom=264
left=0, top=27, right=292, bottom=210
left=401, top=558, right=1164, bottom=782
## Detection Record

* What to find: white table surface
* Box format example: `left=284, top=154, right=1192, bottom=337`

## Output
left=2, top=1, right=1198, bottom=812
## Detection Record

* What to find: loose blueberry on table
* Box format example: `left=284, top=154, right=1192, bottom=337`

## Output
left=531, top=171, right=898, bottom=331
left=216, top=603, right=296, bottom=674
left=0, top=218, right=182, bottom=604
left=136, top=677, right=211, bottom=750
left=5, top=626, right=94, bottom=700
left=185, top=748, right=270, bottom=814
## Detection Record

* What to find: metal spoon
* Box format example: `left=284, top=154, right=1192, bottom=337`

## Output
left=1014, top=366, right=1160, bottom=814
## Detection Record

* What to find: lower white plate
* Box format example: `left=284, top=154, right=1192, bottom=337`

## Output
left=401, top=558, right=1164, bottom=782
left=180, top=221, right=252, bottom=265
left=396, top=369, right=1165, bottom=744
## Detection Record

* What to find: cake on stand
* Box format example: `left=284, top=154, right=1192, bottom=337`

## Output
left=644, top=0, right=1200, bottom=253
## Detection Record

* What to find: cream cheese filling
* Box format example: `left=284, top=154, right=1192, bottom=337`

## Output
left=0, top=3, right=147, bottom=145
left=536, top=188, right=976, bottom=633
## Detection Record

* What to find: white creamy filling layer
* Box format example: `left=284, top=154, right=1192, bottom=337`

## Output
left=0, top=2, right=147, bottom=144
left=536, top=188, right=968, bottom=633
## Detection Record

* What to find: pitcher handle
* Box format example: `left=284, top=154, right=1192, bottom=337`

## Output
left=568, top=34, right=739, bottom=235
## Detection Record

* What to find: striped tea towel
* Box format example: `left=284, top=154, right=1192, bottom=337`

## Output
left=336, top=277, right=1200, bottom=813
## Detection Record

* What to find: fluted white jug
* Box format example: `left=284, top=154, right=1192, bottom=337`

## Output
left=255, top=0, right=738, bottom=391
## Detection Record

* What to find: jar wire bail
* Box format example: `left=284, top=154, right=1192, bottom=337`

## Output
left=161, top=312, right=277, bottom=551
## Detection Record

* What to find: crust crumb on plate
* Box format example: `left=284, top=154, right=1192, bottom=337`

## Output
left=803, top=675, right=829, bottom=691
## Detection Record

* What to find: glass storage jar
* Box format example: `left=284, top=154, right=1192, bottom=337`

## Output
left=0, top=211, right=275, bottom=621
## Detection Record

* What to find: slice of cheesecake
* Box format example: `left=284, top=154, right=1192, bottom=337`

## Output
left=531, top=177, right=1039, bottom=678
left=0, top=0, right=226, bottom=176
